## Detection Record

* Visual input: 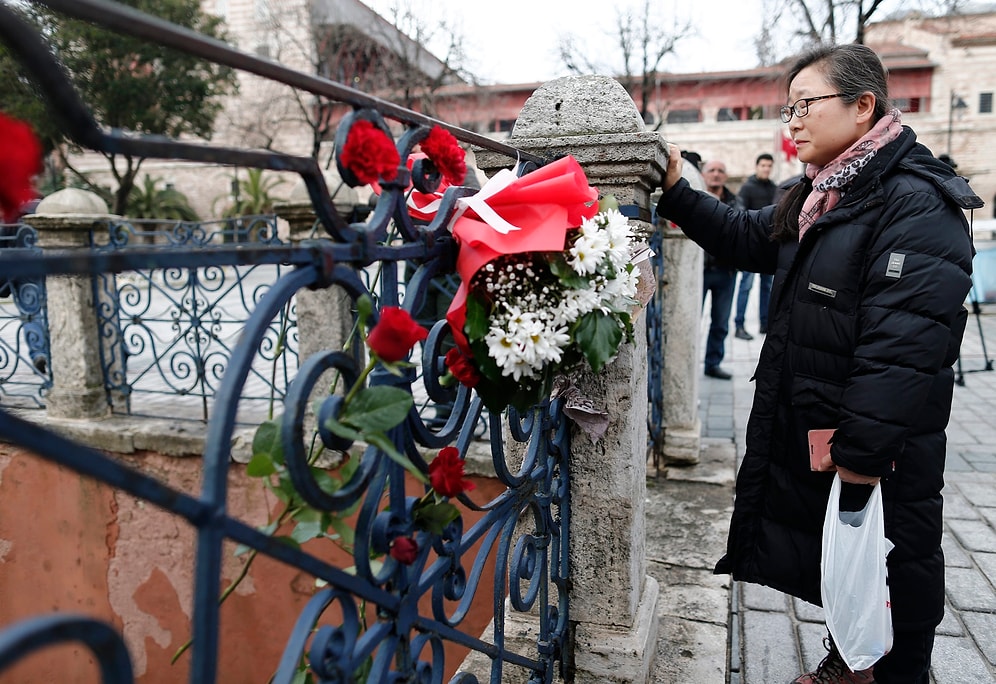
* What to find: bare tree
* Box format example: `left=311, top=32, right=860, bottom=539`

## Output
left=773, top=0, right=974, bottom=54
left=221, top=0, right=472, bottom=160
left=557, top=0, right=692, bottom=126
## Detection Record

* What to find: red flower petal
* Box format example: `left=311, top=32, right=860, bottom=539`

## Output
left=429, top=446, right=476, bottom=498
left=340, top=120, right=400, bottom=186
left=420, top=126, right=466, bottom=186
left=366, top=307, right=428, bottom=363
left=0, top=112, right=43, bottom=223
left=389, top=536, right=418, bottom=564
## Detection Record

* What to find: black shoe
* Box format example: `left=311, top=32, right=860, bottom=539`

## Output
left=734, top=327, right=754, bottom=341
left=704, top=366, right=732, bottom=380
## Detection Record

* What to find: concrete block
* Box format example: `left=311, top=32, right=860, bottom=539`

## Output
left=936, top=603, right=964, bottom=636
left=572, top=577, right=660, bottom=684
left=741, top=583, right=790, bottom=612
left=961, top=611, right=996, bottom=665
left=741, top=610, right=800, bottom=683
left=792, top=596, right=825, bottom=623
left=931, top=634, right=996, bottom=683
left=945, top=566, right=996, bottom=611
left=947, top=518, right=996, bottom=552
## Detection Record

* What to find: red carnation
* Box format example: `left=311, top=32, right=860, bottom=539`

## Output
left=429, top=446, right=476, bottom=498
left=389, top=536, right=418, bottom=565
left=0, top=112, right=43, bottom=223
left=420, top=125, right=466, bottom=186
left=340, top=120, right=400, bottom=186
left=366, top=306, right=428, bottom=363
left=445, top=347, right=481, bottom=388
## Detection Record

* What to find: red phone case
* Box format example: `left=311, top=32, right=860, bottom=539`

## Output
left=808, top=429, right=837, bottom=471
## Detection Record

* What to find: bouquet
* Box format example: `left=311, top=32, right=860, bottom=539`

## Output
left=444, top=156, right=645, bottom=412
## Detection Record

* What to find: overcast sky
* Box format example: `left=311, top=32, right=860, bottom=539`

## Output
left=364, top=0, right=765, bottom=84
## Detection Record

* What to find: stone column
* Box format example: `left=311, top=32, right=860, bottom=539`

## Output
left=653, top=162, right=707, bottom=466
left=275, top=171, right=361, bottom=369
left=475, top=75, right=667, bottom=684
left=30, top=189, right=114, bottom=420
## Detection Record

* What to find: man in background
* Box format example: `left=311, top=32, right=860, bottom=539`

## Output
left=700, top=159, right=739, bottom=380
left=734, top=153, right=777, bottom=340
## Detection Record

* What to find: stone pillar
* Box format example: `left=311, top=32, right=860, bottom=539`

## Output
left=475, top=75, right=667, bottom=684
left=654, top=163, right=707, bottom=465
left=30, top=189, right=114, bottom=420
left=275, top=171, right=360, bottom=368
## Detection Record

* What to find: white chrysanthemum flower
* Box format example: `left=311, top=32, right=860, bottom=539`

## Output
left=602, top=212, right=634, bottom=271
left=602, top=266, right=640, bottom=306
left=561, top=286, right=601, bottom=321
left=569, top=221, right=611, bottom=275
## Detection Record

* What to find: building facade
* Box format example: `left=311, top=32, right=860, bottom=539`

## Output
left=70, top=4, right=996, bottom=218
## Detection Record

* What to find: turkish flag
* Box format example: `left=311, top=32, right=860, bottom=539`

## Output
left=781, top=133, right=798, bottom=162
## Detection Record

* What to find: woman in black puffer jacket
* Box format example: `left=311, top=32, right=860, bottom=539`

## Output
left=656, top=44, right=982, bottom=684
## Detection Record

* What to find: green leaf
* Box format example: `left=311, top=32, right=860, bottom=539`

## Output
left=574, top=311, right=624, bottom=373
left=250, top=417, right=284, bottom=470
left=289, top=520, right=325, bottom=545
left=364, top=431, right=429, bottom=484
left=291, top=507, right=323, bottom=524
left=413, top=500, right=461, bottom=536
left=290, top=668, right=309, bottom=684
left=246, top=449, right=276, bottom=478
left=323, top=415, right=364, bottom=442
left=329, top=515, right=356, bottom=547
left=549, top=253, right=590, bottom=289
left=356, top=294, right=374, bottom=334
left=341, top=386, right=413, bottom=433
left=311, top=467, right=340, bottom=497
left=464, top=294, right=490, bottom=342
left=598, top=194, right=619, bottom=213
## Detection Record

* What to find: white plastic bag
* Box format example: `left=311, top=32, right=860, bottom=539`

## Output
left=821, top=474, right=895, bottom=671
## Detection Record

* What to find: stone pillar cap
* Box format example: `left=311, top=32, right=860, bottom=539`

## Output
left=35, top=187, right=109, bottom=215
left=512, top=75, right=645, bottom=139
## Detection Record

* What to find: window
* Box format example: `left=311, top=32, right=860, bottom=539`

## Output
left=980, top=92, right=993, bottom=114
left=717, top=107, right=740, bottom=122
left=666, top=109, right=701, bottom=124
left=893, top=98, right=922, bottom=114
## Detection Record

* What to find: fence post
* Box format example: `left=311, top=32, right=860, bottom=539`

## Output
left=476, top=75, right=668, bottom=683
left=29, top=189, right=113, bottom=420
left=275, top=173, right=361, bottom=375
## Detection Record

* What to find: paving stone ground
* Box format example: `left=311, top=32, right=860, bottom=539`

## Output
left=650, top=269, right=996, bottom=683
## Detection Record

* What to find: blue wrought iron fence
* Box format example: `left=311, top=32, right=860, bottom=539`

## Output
left=91, top=216, right=297, bottom=423
left=646, top=227, right=665, bottom=468
left=0, top=222, right=52, bottom=409
left=0, top=3, right=571, bottom=684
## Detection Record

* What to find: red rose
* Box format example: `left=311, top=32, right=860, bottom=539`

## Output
left=366, top=307, right=428, bottom=363
left=429, top=446, right=476, bottom=498
left=420, top=125, right=466, bottom=186
left=0, top=112, right=43, bottom=223
left=445, top=347, right=481, bottom=388
left=340, top=120, right=400, bottom=186
left=389, top=536, right=418, bottom=564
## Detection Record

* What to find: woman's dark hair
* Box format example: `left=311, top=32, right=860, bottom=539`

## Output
left=771, top=43, right=891, bottom=242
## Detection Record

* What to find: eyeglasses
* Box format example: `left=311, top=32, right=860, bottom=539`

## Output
left=779, top=93, right=847, bottom=123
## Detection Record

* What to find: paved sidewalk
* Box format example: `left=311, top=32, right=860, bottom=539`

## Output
left=649, top=280, right=996, bottom=683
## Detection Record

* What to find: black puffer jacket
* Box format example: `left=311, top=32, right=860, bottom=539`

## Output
left=656, top=127, right=982, bottom=630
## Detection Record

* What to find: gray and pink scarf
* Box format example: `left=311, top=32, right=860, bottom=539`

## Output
left=798, top=108, right=904, bottom=241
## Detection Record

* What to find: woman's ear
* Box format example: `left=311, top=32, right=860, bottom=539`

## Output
left=855, top=92, right=877, bottom=124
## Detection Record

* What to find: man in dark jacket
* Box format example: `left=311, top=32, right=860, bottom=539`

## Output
left=733, top=153, right=777, bottom=340
left=699, top=159, right=739, bottom=380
